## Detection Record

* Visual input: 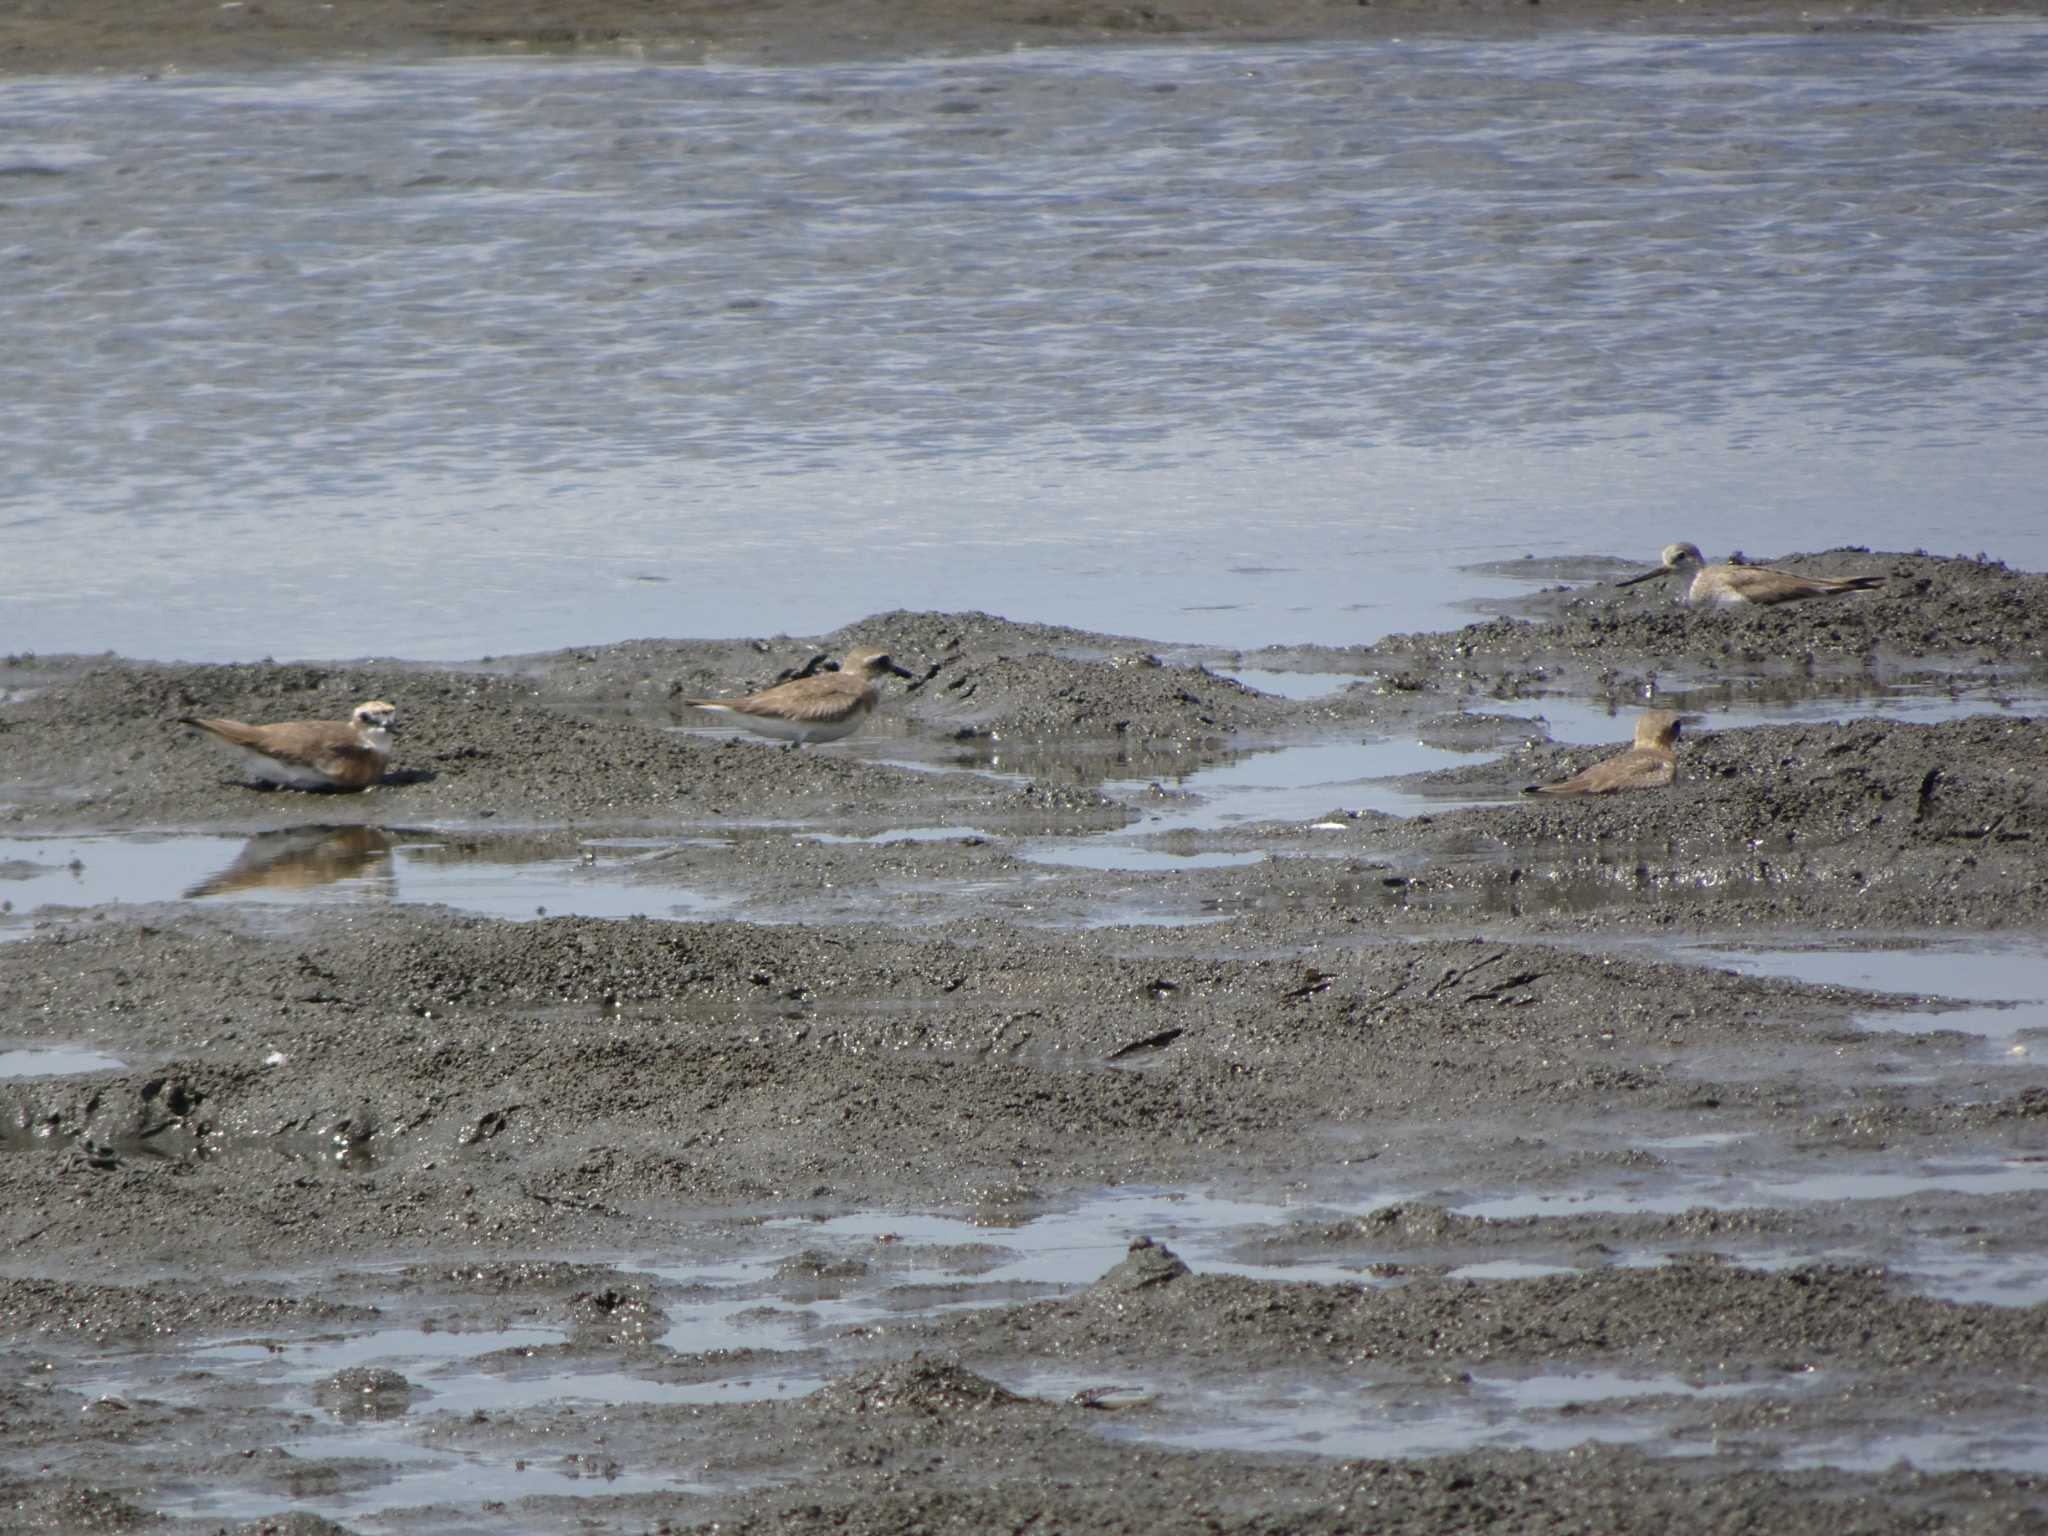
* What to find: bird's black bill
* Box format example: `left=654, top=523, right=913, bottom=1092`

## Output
left=1614, top=566, right=1673, bottom=588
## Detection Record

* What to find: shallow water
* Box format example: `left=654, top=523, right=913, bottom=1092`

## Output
left=178, top=1438, right=697, bottom=1522
left=1459, top=1155, right=2048, bottom=1220
left=1217, top=670, right=1365, bottom=701
left=1684, top=940, right=2048, bottom=1039
left=1019, top=844, right=1266, bottom=872
left=1110, top=737, right=1504, bottom=832
left=0, top=733, right=1502, bottom=933
left=1506, top=685, right=2048, bottom=747
left=50, top=1172, right=2048, bottom=1526
left=0, top=831, right=727, bottom=928
left=0, top=1043, right=127, bottom=1078
left=1089, top=1365, right=1785, bottom=1463
left=1782, top=1427, right=2048, bottom=1477
left=5, top=25, right=2047, bottom=661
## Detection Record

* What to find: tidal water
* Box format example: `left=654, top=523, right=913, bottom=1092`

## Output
left=3, top=23, right=2045, bottom=660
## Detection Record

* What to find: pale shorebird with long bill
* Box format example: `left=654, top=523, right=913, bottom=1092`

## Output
left=681, top=648, right=914, bottom=745
left=1524, top=710, right=1684, bottom=796
left=1616, top=543, right=1886, bottom=606
left=181, top=701, right=399, bottom=790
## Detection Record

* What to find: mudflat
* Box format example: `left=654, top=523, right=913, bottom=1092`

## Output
left=2, top=549, right=2046, bottom=1531
left=6, top=0, right=2048, bottom=76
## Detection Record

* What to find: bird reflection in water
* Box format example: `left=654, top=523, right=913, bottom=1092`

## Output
left=184, top=824, right=396, bottom=901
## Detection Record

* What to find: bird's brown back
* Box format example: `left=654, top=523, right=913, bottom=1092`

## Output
left=183, top=716, right=389, bottom=788
left=688, top=671, right=876, bottom=722
left=1527, top=745, right=1677, bottom=796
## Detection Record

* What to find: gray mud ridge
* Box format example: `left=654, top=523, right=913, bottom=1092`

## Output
left=17, top=914, right=2013, bottom=1264
left=2, top=550, right=2046, bottom=1532
left=1236, top=712, right=2048, bottom=937
left=0, top=613, right=1335, bottom=832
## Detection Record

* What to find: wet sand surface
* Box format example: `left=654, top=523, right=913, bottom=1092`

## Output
left=3, top=551, right=2047, bottom=1530
left=10, top=0, right=2048, bottom=77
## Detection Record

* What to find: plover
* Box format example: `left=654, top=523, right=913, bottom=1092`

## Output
left=1523, top=710, right=1683, bottom=796
left=181, top=700, right=399, bottom=790
left=681, top=649, right=913, bottom=745
left=1616, top=542, right=1886, bottom=605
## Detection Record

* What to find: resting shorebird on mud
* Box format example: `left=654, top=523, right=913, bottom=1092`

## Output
left=681, top=648, right=914, bottom=745
left=1523, top=710, right=1683, bottom=797
left=1616, top=543, right=1886, bottom=606
left=181, top=700, right=399, bottom=790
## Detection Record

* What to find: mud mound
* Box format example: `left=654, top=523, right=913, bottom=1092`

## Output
left=1370, top=550, right=2048, bottom=671
left=0, top=655, right=1114, bottom=828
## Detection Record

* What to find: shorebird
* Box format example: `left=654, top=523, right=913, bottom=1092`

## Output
left=181, top=700, right=399, bottom=790
left=681, top=648, right=914, bottom=745
left=1523, top=710, right=1683, bottom=796
left=1616, top=543, right=1886, bottom=606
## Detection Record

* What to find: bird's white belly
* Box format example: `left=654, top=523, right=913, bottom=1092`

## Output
left=1686, top=576, right=1748, bottom=605
left=699, top=704, right=862, bottom=744
left=233, top=746, right=336, bottom=788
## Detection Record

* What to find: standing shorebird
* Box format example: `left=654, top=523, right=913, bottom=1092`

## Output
left=181, top=700, right=399, bottom=790
left=1616, top=543, right=1886, bottom=606
left=1523, top=710, right=1684, bottom=796
left=681, top=648, right=914, bottom=745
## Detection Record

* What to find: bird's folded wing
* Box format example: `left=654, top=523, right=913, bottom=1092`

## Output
left=732, top=679, right=863, bottom=721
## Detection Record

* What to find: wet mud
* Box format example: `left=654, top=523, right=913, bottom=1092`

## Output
left=10, top=0, right=2048, bottom=77
left=4, top=565, right=2048, bottom=1518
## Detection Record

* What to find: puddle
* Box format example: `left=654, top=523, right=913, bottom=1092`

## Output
left=1880, top=1252, right=2048, bottom=1310
left=72, top=1317, right=805, bottom=1523
left=393, top=1359, right=820, bottom=1416
left=138, top=1323, right=569, bottom=1380
left=745, top=1188, right=1354, bottom=1292
left=0, top=1043, right=126, bottom=1078
left=1002, top=733, right=1508, bottom=892
left=1727, top=1246, right=2048, bottom=1310
left=1018, top=846, right=1265, bottom=873
left=154, top=1433, right=695, bottom=1522
left=59, top=1190, right=1349, bottom=1525
left=1781, top=1426, right=2048, bottom=1477
left=0, top=832, right=729, bottom=926
left=807, top=826, right=992, bottom=846
left=1637, top=1131, right=1753, bottom=1151
left=1062, top=904, right=1238, bottom=931
left=1443, top=1259, right=1580, bottom=1283
left=1109, top=738, right=1507, bottom=834
left=1682, top=940, right=2048, bottom=1039
left=1459, top=1155, right=2048, bottom=1221
left=1500, top=685, right=2048, bottom=746
left=51, top=1168, right=2048, bottom=1521
left=1215, top=670, right=1364, bottom=701
left=1069, top=1366, right=1777, bottom=1461
left=1088, top=1359, right=2048, bottom=1474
